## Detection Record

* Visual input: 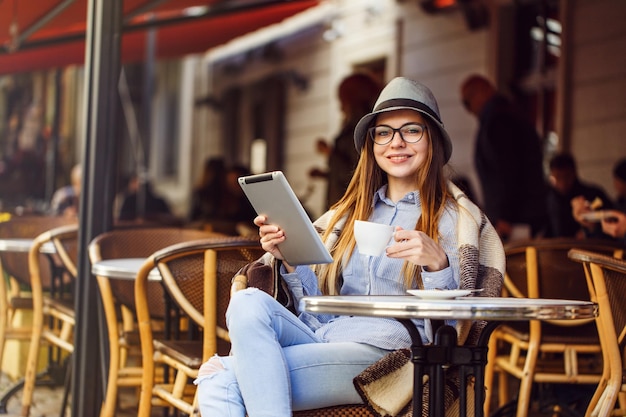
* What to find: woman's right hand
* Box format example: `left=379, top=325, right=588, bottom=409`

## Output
left=254, top=215, right=295, bottom=272
left=254, top=215, right=285, bottom=258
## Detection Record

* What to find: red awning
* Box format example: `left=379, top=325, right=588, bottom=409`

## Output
left=0, top=0, right=319, bottom=75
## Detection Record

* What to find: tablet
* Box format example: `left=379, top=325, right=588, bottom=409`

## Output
left=238, top=171, right=333, bottom=265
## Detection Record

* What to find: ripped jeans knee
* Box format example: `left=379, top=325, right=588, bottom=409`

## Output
left=194, top=355, right=226, bottom=385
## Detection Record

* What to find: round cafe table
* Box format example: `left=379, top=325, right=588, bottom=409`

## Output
left=91, top=258, right=161, bottom=280
left=300, top=295, right=598, bottom=417
left=0, top=238, right=56, bottom=254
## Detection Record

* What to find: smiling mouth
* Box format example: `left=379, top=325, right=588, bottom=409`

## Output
left=388, top=155, right=411, bottom=161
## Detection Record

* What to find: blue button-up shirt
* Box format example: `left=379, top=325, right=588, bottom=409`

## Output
left=282, top=186, right=459, bottom=349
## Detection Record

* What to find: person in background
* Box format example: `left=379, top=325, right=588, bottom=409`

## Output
left=117, top=174, right=175, bottom=224
left=597, top=211, right=626, bottom=243
left=50, top=163, right=81, bottom=217
left=547, top=153, right=613, bottom=238
left=208, top=165, right=257, bottom=236
left=195, top=77, right=504, bottom=415
left=460, top=74, right=548, bottom=241
left=189, top=157, right=225, bottom=223
left=583, top=158, right=626, bottom=243
left=309, top=72, right=382, bottom=209
left=612, top=158, right=626, bottom=212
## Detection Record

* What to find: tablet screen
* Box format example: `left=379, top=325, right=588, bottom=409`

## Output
left=238, top=171, right=333, bottom=265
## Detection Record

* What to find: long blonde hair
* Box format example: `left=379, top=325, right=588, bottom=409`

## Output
left=315, top=116, right=453, bottom=294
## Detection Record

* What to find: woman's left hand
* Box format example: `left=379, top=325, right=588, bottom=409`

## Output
left=385, top=227, right=449, bottom=271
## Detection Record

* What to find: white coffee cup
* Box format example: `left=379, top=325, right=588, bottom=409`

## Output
left=354, top=220, right=395, bottom=256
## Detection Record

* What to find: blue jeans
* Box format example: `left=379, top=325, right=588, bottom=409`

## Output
left=194, top=288, right=389, bottom=417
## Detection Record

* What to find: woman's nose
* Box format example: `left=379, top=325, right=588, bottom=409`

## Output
left=389, top=131, right=406, bottom=147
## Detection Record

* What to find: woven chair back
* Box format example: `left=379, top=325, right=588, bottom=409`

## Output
left=0, top=215, right=77, bottom=289
left=155, top=236, right=263, bottom=335
left=504, top=237, right=624, bottom=339
left=505, top=238, right=623, bottom=299
left=90, top=227, right=223, bottom=319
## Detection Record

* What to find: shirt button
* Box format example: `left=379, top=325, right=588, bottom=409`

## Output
left=408, top=194, right=414, bottom=200
left=424, top=277, right=431, bottom=282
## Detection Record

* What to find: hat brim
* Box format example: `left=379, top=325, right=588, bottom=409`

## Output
left=354, top=106, right=453, bottom=163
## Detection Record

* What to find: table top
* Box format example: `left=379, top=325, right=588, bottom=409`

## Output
left=91, top=258, right=161, bottom=281
left=0, top=238, right=56, bottom=254
left=300, top=295, right=598, bottom=321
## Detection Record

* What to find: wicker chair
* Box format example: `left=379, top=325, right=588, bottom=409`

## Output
left=21, top=223, right=79, bottom=417
left=569, top=249, right=626, bottom=417
left=485, top=238, right=624, bottom=417
left=0, top=215, right=76, bottom=386
left=135, top=236, right=266, bottom=417
left=88, top=226, right=221, bottom=417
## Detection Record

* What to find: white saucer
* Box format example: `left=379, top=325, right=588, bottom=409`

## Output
left=406, top=289, right=473, bottom=299
left=580, top=211, right=610, bottom=222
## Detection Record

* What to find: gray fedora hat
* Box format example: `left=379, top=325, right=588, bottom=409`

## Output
left=354, top=77, right=452, bottom=162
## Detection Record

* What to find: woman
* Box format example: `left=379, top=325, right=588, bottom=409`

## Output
left=195, top=77, right=505, bottom=416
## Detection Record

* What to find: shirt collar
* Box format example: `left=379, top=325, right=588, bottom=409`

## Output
left=373, top=185, right=421, bottom=207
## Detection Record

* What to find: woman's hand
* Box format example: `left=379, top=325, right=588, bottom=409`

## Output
left=254, top=215, right=295, bottom=272
left=385, top=227, right=449, bottom=271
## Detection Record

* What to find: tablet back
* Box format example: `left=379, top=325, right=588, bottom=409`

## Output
left=238, top=171, right=333, bottom=265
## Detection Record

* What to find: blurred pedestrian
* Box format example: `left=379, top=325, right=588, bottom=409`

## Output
left=460, top=74, right=548, bottom=241
left=309, top=72, right=382, bottom=209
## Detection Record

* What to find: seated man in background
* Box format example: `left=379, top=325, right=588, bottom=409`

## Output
left=590, top=158, right=626, bottom=244
left=612, top=158, right=626, bottom=212
left=546, top=153, right=612, bottom=239
left=117, top=174, right=176, bottom=224
left=50, top=163, right=81, bottom=217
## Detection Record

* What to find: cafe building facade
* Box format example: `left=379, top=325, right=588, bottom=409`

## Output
left=0, top=0, right=624, bottom=220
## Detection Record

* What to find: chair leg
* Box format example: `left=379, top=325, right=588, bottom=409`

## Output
left=0, top=272, right=14, bottom=370
left=484, top=333, right=498, bottom=416
left=100, top=343, right=121, bottom=417
left=21, top=300, right=44, bottom=417
left=59, top=356, right=72, bottom=417
left=515, top=342, right=539, bottom=417
left=498, top=368, right=511, bottom=408
left=136, top=354, right=155, bottom=417
left=0, top=307, right=7, bottom=372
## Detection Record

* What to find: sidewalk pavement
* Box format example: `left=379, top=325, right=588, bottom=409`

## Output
left=0, top=372, right=146, bottom=417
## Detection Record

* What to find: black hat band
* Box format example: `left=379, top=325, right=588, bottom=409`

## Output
left=374, top=98, right=442, bottom=124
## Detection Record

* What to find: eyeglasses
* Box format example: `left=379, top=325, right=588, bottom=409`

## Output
left=367, top=123, right=427, bottom=145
